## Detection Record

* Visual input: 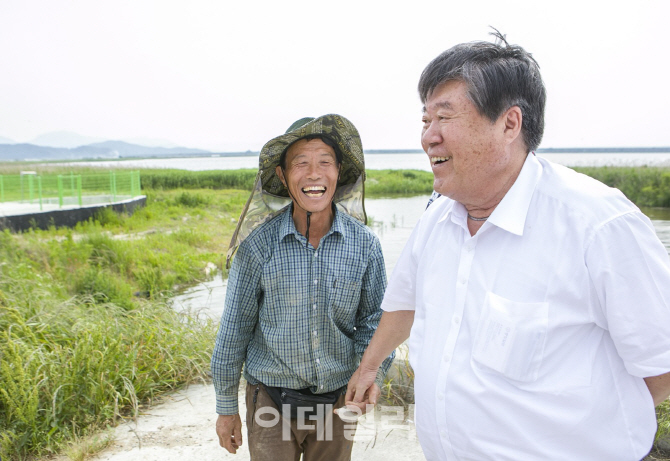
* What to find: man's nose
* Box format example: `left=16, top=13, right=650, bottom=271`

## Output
left=306, top=162, right=321, bottom=179
left=422, top=121, right=442, bottom=146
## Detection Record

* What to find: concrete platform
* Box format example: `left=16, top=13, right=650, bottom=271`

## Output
left=0, top=195, right=147, bottom=231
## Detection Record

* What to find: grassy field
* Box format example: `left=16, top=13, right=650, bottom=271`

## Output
left=0, top=186, right=248, bottom=459
left=573, top=165, right=670, bottom=208
left=1, top=164, right=669, bottom=459
left=2, top=164, right=668, bottom=205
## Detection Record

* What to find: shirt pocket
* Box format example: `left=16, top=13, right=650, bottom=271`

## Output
left=471, top=292, right=548, bottom=383
left=329, top=278, right=362, bottom=329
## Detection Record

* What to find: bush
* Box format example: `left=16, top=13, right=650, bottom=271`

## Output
left=366, top=169, right=434, bottom=197
left=573, top=166, right=670, bottom=208
left=174, top=191, right=211, bottom=207
left=0, top=188, right=240, bottom=459
left=140, top=169, right=257, bottom=191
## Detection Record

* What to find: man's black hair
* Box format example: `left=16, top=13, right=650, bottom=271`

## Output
left=418, top=29, right=546, bottom=152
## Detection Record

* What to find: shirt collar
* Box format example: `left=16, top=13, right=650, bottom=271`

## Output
left=486, top=153, right=542, bottom=236
left=278, top=203, right=345, bottom=243
left=436, top=153, right=542, bottom=236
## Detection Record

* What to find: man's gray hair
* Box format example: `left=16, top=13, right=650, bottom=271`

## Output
left=418, top=30, right=546, bottom=153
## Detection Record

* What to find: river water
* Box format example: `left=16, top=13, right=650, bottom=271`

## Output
left=59, top=151, right=670, bottom=172
left=173, top=195, right=670, bottom=319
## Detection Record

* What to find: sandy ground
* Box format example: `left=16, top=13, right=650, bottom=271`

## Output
left=74, top=382, right=425, bottom=461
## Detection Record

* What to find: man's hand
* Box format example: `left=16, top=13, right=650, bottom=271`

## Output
left=216, top=413, right=243, bottom=454
left=341, top=364, right=381, bottom=415
left=336, top=310, right=414, bottom=417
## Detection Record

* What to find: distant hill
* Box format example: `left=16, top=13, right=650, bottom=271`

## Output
left=29, top=131, right=182, bottom=150
left=0, top=143, right=119, bottom=161
left=87, top=141, right=208, bottom=158
left=123, top=137, right=179, bottom=148
left=30, top=131, right=106, bottom=148
left=0, top=140, right=211, bottom=161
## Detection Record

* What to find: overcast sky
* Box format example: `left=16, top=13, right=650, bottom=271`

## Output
left=0, top=0, right=668, bottom=152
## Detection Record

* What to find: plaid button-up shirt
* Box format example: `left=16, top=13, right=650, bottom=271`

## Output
left=212, top=206, right=393, bottom=415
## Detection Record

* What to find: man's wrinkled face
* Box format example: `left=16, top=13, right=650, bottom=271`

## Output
left=276, top=138, right=340, bottom=215
left=421, top=80, right=509, bottom=204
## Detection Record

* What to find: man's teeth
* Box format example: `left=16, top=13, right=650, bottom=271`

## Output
left=431, top=156, right=451, bottom=165
left=302, top=186, right=326, bottom=196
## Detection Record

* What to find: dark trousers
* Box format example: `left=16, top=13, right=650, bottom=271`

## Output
left=245, top=382, right=356, bottom=461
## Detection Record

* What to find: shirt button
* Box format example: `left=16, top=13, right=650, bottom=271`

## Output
left=313, top=280, right=318, bottom=285
left=314, top=252, right=318, bottom=257
left=313, top=331, right=318, bottom=336
left=313, top=304, right=317, bottom=310
left=443, top=355, right=451, bottom=362
left=458, top=278, right=466, bottom=285
left=453, top=316, right=460, bottom=325
left=320, top=385, right=324, bottom=390
left=438, top=393, right=444, bottom=400
left=316, top=358, right=320, bottom=364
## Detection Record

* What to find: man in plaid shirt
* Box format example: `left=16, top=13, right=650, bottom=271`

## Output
left=212, top=115, right=393, bottom=460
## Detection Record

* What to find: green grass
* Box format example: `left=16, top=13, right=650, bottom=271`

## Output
left=0, top=188, right=248, bottom=459
left=139, top=169, right=258, bottom=191
left=366, top=169, right=434, bottom=197
left=658, top=401, right=670, bottom=441
left=573, top=166, right=670, bottom=208
left=2, top=162, right=669, bottom=207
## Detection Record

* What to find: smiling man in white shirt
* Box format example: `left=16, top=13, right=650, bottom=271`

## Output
left=344, top=31, right=670, bottom=460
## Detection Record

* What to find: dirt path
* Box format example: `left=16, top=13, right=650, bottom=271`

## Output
left=45, top=277, right=423, bottom=460
left=79, top=382, right=425, bottom=460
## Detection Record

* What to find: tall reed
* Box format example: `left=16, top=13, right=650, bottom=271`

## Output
left=0, top=189, right=246, bottom=459
left=573, top=166, right=670, bottom=208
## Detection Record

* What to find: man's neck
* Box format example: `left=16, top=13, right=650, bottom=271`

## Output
left=291, top=204, right=334, bottom=249
left=463, top=151, right=528, bottom=236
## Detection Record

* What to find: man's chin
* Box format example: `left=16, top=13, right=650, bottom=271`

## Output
left=433, top=182, right=449, bottom=196
left=294, top=200, right=332, bottom=215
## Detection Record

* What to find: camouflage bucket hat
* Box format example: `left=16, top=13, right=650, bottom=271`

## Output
left=259, top=114, right=365, bottom=197
left=226, top=114, right=367, bottom=267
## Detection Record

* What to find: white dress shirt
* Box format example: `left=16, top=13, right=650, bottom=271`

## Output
left=382, top=153, right=670, bottom=460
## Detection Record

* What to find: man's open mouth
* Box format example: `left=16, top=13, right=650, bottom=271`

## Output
left=302, top=186, right=326, bottom=197
left=431, top=156, right=451, bottom=165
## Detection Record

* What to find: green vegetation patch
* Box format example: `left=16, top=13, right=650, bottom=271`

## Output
left=366, top=169, right=435, bottom=197
left=140, top=169, right=257, bottom=191
left=0, top=187, right=248, bottom=459
left=573, top=166, right=670, bottom=208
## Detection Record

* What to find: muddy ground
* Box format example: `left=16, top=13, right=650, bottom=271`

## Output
left=68, top=383, right=425, bottom=461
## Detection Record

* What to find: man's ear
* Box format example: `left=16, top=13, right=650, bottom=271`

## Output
left=276, top=165, right=286, bottom=186
left=503, top=106, right=523, bottom=144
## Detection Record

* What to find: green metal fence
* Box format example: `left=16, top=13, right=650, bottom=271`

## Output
left=0, top=171, right=142, bottom=211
